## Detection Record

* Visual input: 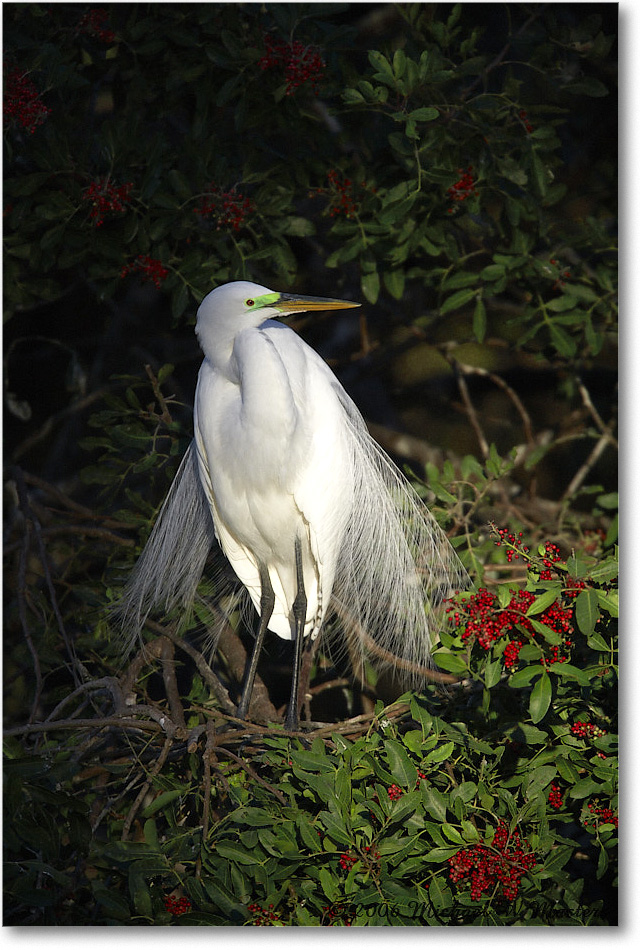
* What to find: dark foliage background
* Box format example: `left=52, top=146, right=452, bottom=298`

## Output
left=4, top=2, right=617, bottom=927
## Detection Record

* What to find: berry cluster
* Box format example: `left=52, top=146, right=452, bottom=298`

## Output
left=163, top=894, right=191, bottom=916
left=388, top=784, right=403, bottom=801
left=120, top=254, right=169, bottom=288
left=310, top=169, right=377, bottom=219
left=338, top=852, right=357, bottom=871
left=564, top=576, right=587, bottom=600
left=447, top=823, right=536, bottom=902
left=82, top=178, right=133, bottom=226
left=446, top=583, right=574, bottom=672
left=549, top=258, right=572, bottom=292
left=324, top=168, right=357, bottom=218
left=447, top=166, right=478, bottom=213
left=258, top=35, right=325, bottom=96
left=518, top=108, right=534, bottom=134
left=585, top=802, right=618, bottom=829
left=570, top=721, right=606, bottom=740
left=538, top=540, right=563, bottom=580
left=493, top=526, right=530, bottom=564
left=322, top=903, right=355, bottom=926
left=195, top=185, right=254, bottom=231
left=77, top=8, right=116, bottom=44
left=3, top=64, right=50, bottom=134
left=248, top=902, right=281, bottom=925
left=548, top=782, right=564, bottom=810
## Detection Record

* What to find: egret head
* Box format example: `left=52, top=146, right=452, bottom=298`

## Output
left=196, top=280, right=360, bottom=366
left=197, top=279, right=359, bottom=327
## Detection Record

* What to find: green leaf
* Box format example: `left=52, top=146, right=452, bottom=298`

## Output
left=409, top=106, right=439, bottom=121
left=290, top=750, right=334, bottom=772
left=318, top=811, right=352, bottom=847
left=525, top=765, right=557, bottom=797
left=140, top=789, right=183, bottom=817
left=481, top=264, right=506, bottom=281
left=383, top=269, right=405, bottom=299
left=547, top=295, right=578, bottom=312
left=529, top=672, right=552, bottom=723
left=440, top=823, right=465, bottom=845
left=421, top=787, right=448, bottom=822
left=472, top=296, right=486, bottom=342
left=530, top=150, right=548, bottom=197
left=214, top=842, right=257, bottom=865
left=565, top=77, right=609, bottom=97
left=428, top=876, right=449, bottom=910
left=385, top=740, right=419, bottom=787
left=440, top=287, right=476, bottom=314
left=432, top=651, right=467, bottom=674
left=484, top=658, right=502, bottom=689
left=283, top=216, right=316, bottom=237
left=343, top=87, right=366, bottom=104
left=422, top=741, right=454, bottom=765
left=549, top=323, right=577, bottom=357
left=319, top=867, right=339, bottom=901
left=596, top=588, right=618, bottom=617
left=509, top=665, right=542, bottom=689
left=361, top=269, right=380, bottom=304
left=575, top=587, right=600, bottom=636
left=525, top=589, right=562, bottom=616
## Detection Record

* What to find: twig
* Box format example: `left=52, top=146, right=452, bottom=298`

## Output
left=200, top=720, right=216, bottom=846
left=3, top=717, right=163, bottom=738
left=455, top=360, right=535, bottom=448
left=20, top=470, right=133, bottom=528
left=559, top=427, right=615, bottom=505
left=45, top=676, right=128, bottom=722
left=215, top=746, right=287, bottom=805
left=459, top=5, right=546, bottom=98
left=159, top=637, right=187, bottom=731
left=576, top=376, right=618, bottom=449
left=4, top=521, right=135, bottom=553
left=145, top=364, right=174, bottom=426
left=447, top=357, right=490, bottom=459
left=145, top=620, right=237, bottom=716
left=121, top=735, right=173, bottom=840
left=17, top=522, right=43, bottom=723
left=12, top=466, right=82, bottom=687
left=10, top=386, right=114, bottom=463
left=333, top=601, right=459, bottom=686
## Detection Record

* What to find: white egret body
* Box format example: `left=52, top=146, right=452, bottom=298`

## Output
left=117, top=281, right=468, bottom=728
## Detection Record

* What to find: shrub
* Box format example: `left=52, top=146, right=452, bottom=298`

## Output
left=4, top=2, right=617, bottom=926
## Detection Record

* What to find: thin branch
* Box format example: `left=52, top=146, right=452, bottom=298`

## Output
left=10, top=386, right=115, bottom=463
left=45, top=676, right=128, bottom=722
left=459, top=5, right=546, bottom=98
left=3, top=717, right=163, bottom=738
left=144, top=363, right=174, bottom=426
left=17, top=522, right=43, bottom=723
left=576, top=376, right=618, bottom=449
left=145, top=619, right=237, bottom=716
left=448, top=357, right=490, bottom=459
left=12, top=466, right=82, bottom=686
left=21, top=470, right=133, bottom=528
left=560, top=427, right=615, bottom=505
left=200, top=721, right=215, bottom=844
left=159, top=637, right=187, bottom=731
left=455, top=360, right=535, bottom=448
left=121, top=735, right=173, bottom=840
left=215, top=746, right=288, bottom=805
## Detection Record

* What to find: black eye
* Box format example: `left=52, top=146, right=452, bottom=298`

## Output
left=246, top=298, right=254, bottom=307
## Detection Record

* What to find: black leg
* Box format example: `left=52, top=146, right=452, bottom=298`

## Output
left=236, top=562, right=274, bottom=721
left=284, top=537, right=307, bottom=731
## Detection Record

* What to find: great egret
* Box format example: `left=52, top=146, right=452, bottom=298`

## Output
left=116, top=280, right=468, bottom=729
